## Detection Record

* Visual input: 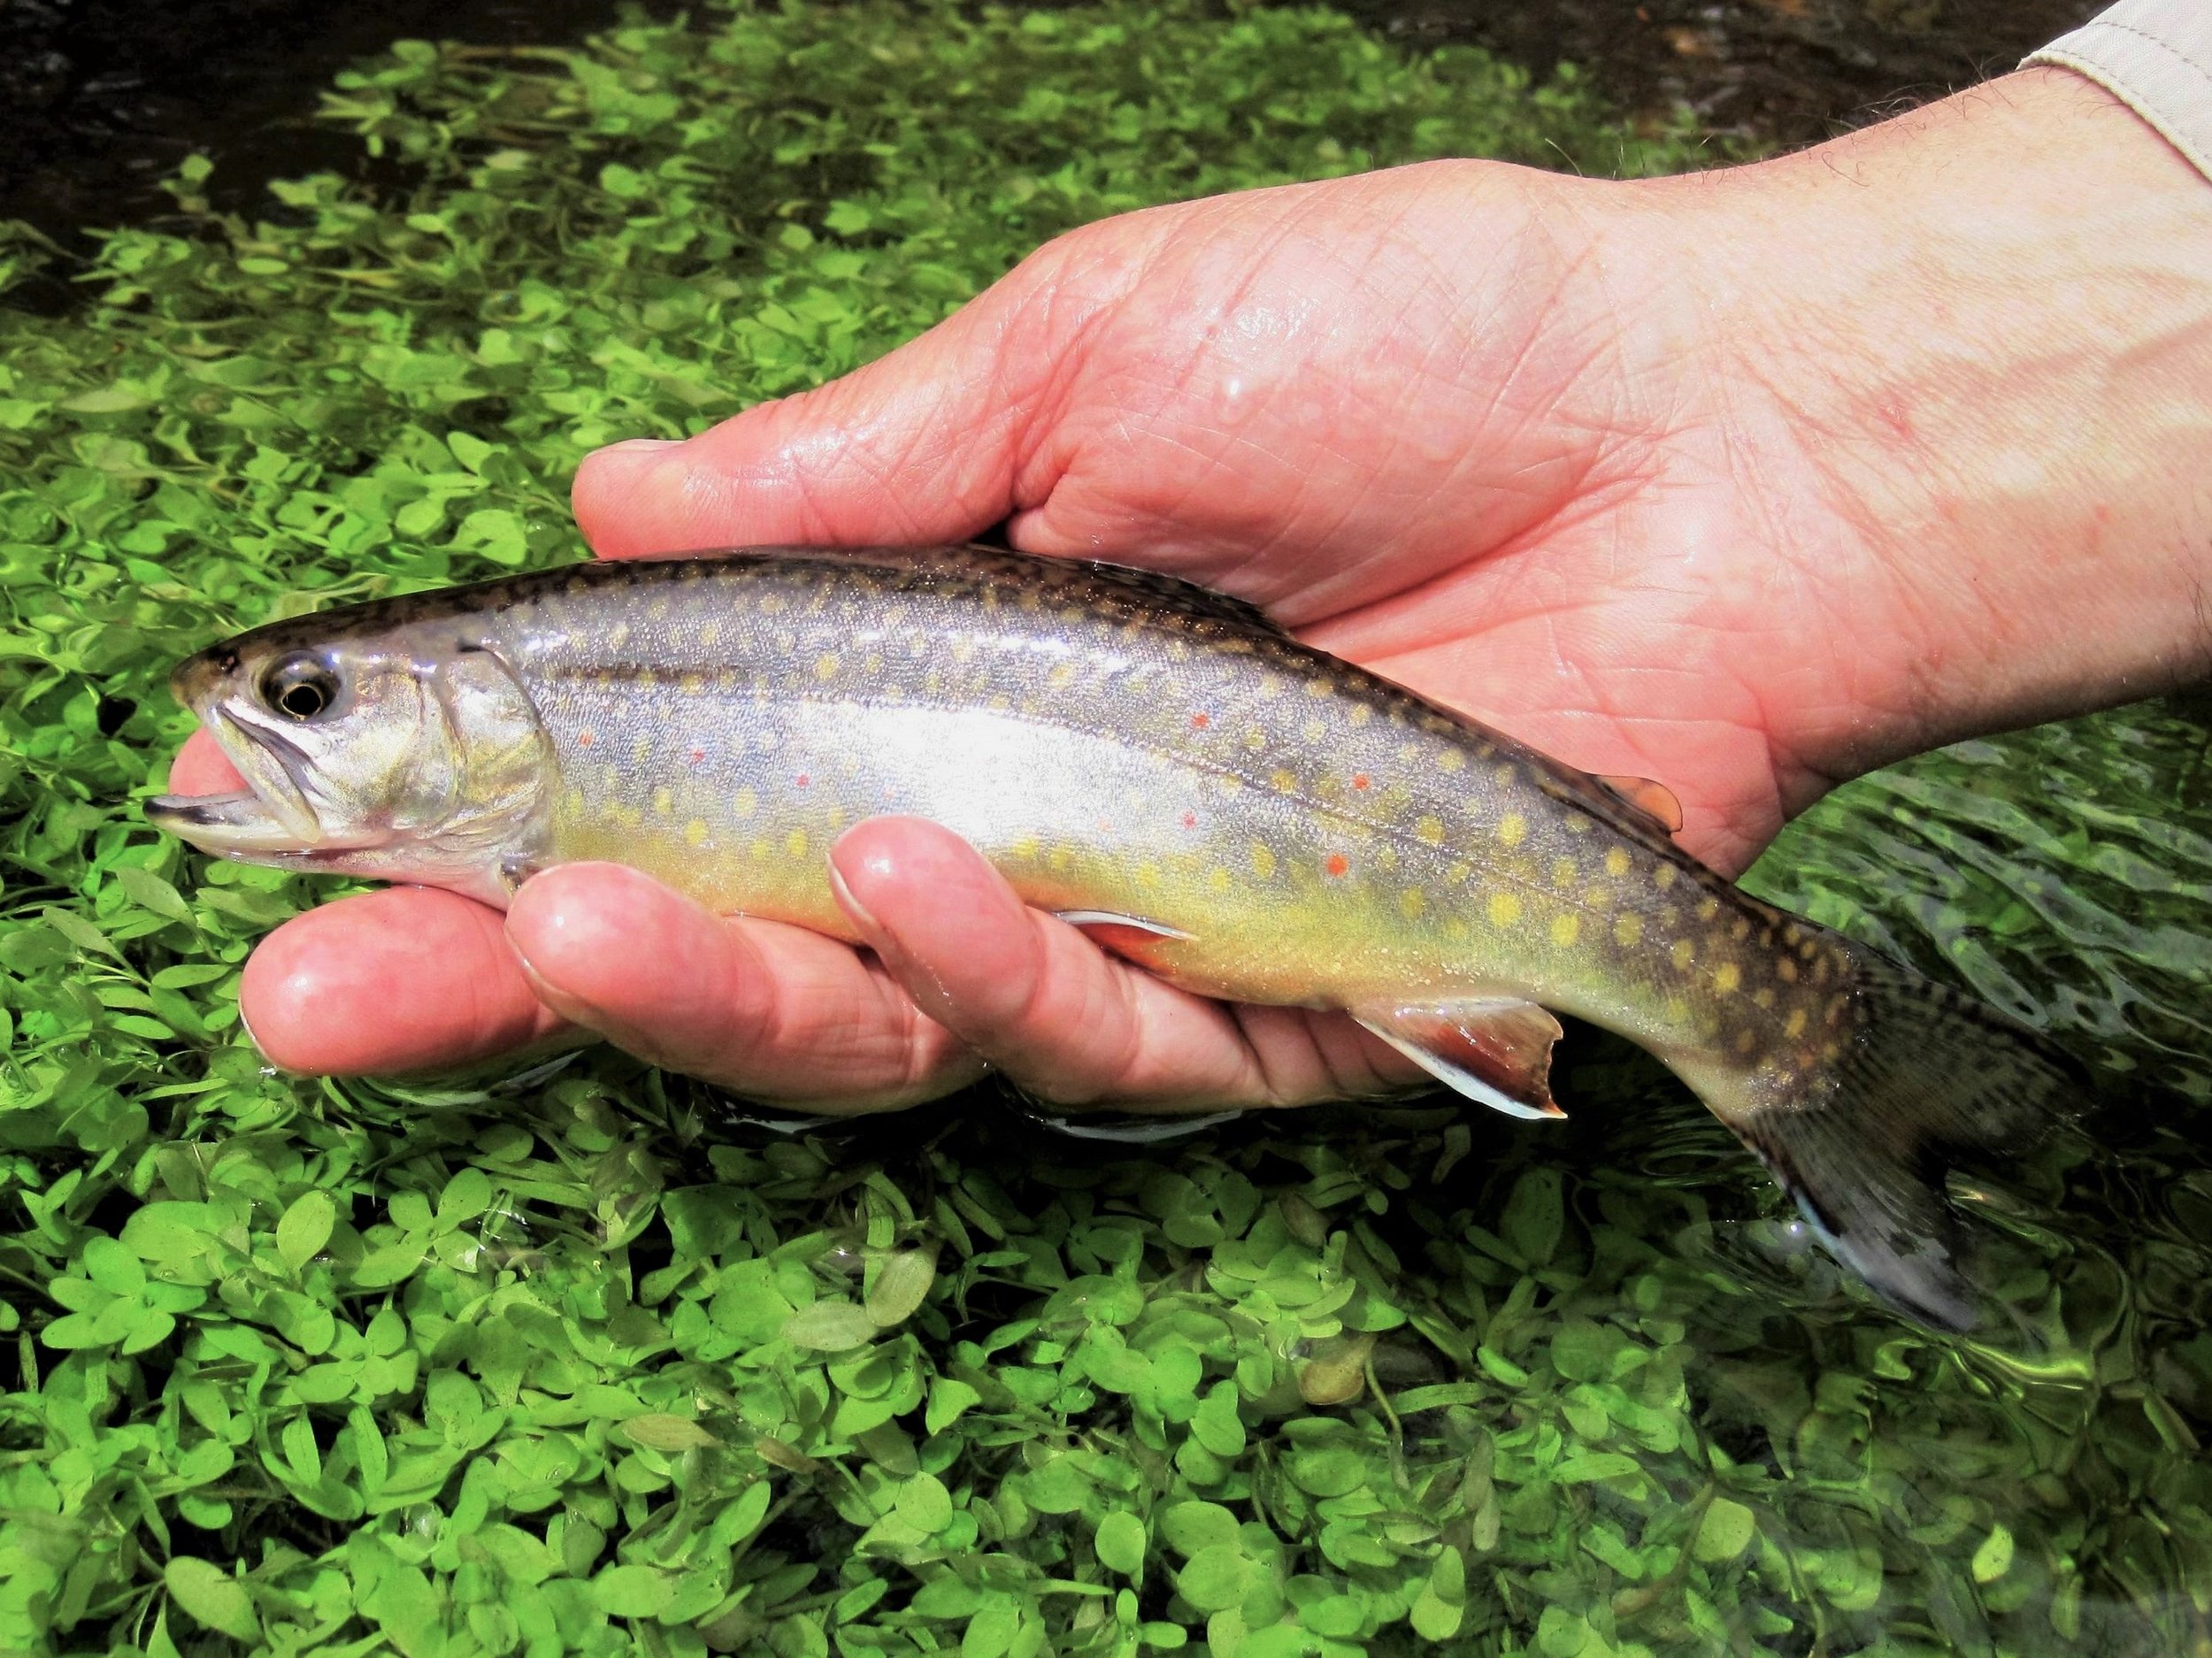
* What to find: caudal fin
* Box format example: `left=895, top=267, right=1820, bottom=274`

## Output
left=1715, top=940, right=2085, bottom=1332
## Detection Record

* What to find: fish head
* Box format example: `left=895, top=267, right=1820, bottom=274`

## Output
left=148, top=608, right=554, bottom=905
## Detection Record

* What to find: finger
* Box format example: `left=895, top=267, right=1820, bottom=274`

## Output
left=169, top=725, right=246, bottom=795
left=828, top=817, right=1420, bottom=1110
left=241, top=887, right=565, bottom=1075
left=570, top=218, right=1166, bottom=559
left=503, top=862, right=982, bottom=1112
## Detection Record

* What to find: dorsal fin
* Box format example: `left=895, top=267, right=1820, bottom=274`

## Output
left=1594, top=774, right=1684, bottom=834
left=1075, top=559, right=1293, bottom=639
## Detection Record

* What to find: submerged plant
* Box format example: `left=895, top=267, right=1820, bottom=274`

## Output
left=2, top=3, right=2208, bottom=1655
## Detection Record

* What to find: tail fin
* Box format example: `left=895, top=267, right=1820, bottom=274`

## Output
left=1716, top=940, right=2085, bottom=1332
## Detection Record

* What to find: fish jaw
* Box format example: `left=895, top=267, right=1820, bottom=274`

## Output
left=147, top=705, right=336, bottom=858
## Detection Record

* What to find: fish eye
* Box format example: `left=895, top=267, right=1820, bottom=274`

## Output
left=259, top=655, right=341, bottom=722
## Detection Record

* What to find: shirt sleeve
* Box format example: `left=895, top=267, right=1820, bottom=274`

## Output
left=2024, top=2, right=2212, bottom=181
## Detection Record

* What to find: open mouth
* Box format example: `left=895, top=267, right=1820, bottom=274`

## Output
left=146, top=708, right=333, bottom=857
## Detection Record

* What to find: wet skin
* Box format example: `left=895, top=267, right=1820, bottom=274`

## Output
left=166, top=67, right=2212, bottom=1111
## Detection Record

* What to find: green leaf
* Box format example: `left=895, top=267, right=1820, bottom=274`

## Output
left=594, top=1563, right=679, bottom=1618
left=1094, top=1509, right=1147, bottom=1577
left=164, top=1558, right=260, bottom=1641
left=622, top=1413, right=719, bottom=1453
left=1692, top=1496, right=1756, bottom=1562
left=277, top=1190, right=337, bottom=1271
left=783, top=1301, right=879, bottom=1352
left=866, top=1248, right=936, bottom=1326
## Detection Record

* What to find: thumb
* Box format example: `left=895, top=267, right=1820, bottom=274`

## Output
left=572, top=227, right=1144, bottom=559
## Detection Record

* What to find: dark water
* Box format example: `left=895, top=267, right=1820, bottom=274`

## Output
left=0, top=0, right=2105, bottom=265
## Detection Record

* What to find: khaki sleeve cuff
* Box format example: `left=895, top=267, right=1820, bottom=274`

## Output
left=2026, top=0, right=2212, bottom=183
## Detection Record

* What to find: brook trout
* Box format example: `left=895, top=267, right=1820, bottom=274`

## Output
left=149, top=547, right=2076, bottom=1327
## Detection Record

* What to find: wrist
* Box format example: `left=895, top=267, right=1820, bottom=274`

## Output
left=1694, top=68, right=2212, bottom=773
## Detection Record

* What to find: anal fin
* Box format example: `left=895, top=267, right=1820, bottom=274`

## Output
left=1353, top=998, right=1565, bottom=1119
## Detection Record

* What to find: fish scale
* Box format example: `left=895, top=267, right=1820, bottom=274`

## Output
left=150, top=544, right=2082, bottom=1330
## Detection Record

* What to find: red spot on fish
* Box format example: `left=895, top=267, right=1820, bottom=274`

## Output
left=1181, top=811, right=1198, bottom=829
left=1325, top=853, right=1349, bottom=879
left=1352, top=773, right=1371, bottom=791
left=688, top=748, right=705, bottom=765
left=1190, top=711, right=1210, bottom=729
left=795, top=773, right=811, bottom=788
left=579, top=731, right=595, bottom=748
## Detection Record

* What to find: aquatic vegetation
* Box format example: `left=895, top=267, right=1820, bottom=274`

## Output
left=1, top=3, right=2206, bottom=1654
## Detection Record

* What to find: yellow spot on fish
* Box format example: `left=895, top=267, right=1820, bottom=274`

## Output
left=1550, top=913, right=1580, bottom=947
left=1552, top=857, right=1578, bottom=887
left=1697, top=897, right=1721, bottom=923
left=1486, top=891, right=1522, bottom=928
left=1444, top=917, right=1469, bottom=941
left=1417, top=815, right=1445, bottom=846
left=1671, top=940, right=1695, bottom=971
left=815, top=653, right=840, bottom=680
left=733, top=787, right=757, bottom=819
left=1737, top=1029, right=1759, bottom=1055
left=1605, top=848, right=1632, bottom=878
left=1778, top=957, right=1799, bottom=983
left=1714, top=962, right=1741, bottom=994
left=786, top=829, right=810, bottom=858
left=1445, top=861, right=1471, bottom=885
left=1010, top=834, right=1040, bottom=860
left=1136, top=861, right=1162, bottom=888
left=648, top=598, right=669, bottom=620
left=1753, top=987, right=1776, bottom=1009
left=1302, top=719, right=1325, bottom=743
left=1048, top=845, right=1073, bottom=873
left=1654, top=864, right=1677, bottom=891
left=1209, top=867, right=1233, bottom=894
left=1304, top=678, right=1333, bottom=698
left=1614, top=914, right=1644, bottom=947
left=1249, top=842, right=1278, bottom=880
left=1401, top=888, right=1427, bottom=920
left=749, top=838, right=769, bottom=860
left=1732, top=917, right=1752, bottom=942
left=1244, top=727, right=1266, bottom=752
left=1786, top=1009, right=1809, bottom=1039
left=1271, top=768, right=1298, bottom=793
left=684, top=819, right=708, bottom=847
left=563, top=788, right=584, bottom=816
left=698, top=621, right=720, bottom=648
left=1348, top=704, right=1371, bottom=726
left=1439, top=748, right=1465, bottom=772
left=1497, top=813, right=1527, bottom=848
left=1048, top=661, right=1076, bottom=689
left=653, top=787, right=673, bottom=816
left=609, top=623, right=633, bottom=649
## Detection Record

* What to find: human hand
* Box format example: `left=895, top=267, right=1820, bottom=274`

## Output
left=175, top=65, right=2212, bottom=1109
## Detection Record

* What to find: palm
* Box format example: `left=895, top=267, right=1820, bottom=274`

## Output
left=180, top=160, right=1922, bottom=1101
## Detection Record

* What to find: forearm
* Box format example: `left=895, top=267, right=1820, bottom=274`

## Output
left=1689, top=67, right=2212, bottom=772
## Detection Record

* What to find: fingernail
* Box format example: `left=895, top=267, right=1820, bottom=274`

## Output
left=601, top=437, right=680, bottom=457
left=826, top=859, right=883, bottom=938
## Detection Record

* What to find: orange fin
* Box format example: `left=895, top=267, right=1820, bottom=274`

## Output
left=1352, top=998, right=1565, bottom=1120
left=1058, top=910, right=1194, bottom=965
left=1596, top=774, right=1684, bottom=834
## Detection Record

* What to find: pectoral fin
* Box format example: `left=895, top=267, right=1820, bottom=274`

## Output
left=1058, top=910, right=1195, bottom=966
left=1353, top=998, right=1565, bottom=1119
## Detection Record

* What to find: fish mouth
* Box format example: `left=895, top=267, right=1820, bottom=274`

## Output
left=146, top=704, right=358, bottom=859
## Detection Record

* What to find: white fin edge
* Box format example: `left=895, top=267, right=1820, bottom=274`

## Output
left=1056, top=910, right=1195, bottom=939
